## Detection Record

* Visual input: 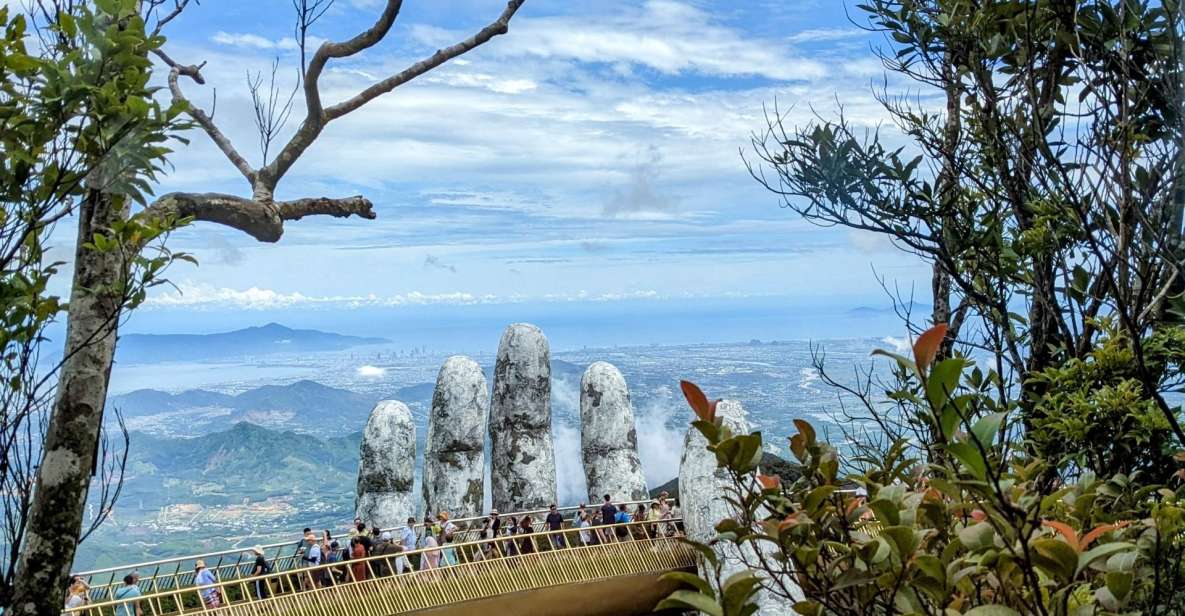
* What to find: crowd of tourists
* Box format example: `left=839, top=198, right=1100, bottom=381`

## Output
left=62, top=493, right=681, bottom=612
left=270, top=492, right=681, bottom=596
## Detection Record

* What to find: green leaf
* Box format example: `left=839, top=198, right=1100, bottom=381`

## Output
left=879, top=526, right=918, bottom=557
left=660, top=571, right=716, bottom=597
left=792, top=601, right=822, bottom=616
left=655, top=590, right=723, bottom=616
left=956, top=522, right=994, bottom=551
left=964, top=607, right=1022, bottom=616
left=867, top=499, right=900, bottom=526
left=925, top=358, right=965, bottom=415
left=804, top=485, right=837, bottom=513
left=1077, top=542, right=1134, bottom=576
left=721, top=570, right=763, bottom=615
left=1105, top=570, right=1133, bottom=601
left=947, top=441, right=987, bottom=479
left=970, top=412, right=1007, bottom=447
left=1032, top=538, right=1078, bottom=582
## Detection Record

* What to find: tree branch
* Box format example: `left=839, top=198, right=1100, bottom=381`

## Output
left=165, top=62, right=257, bottom=183
left=139, top=192, right=375, bottom=243
left=324, top=0, right=524, bottom=120
left=262, top=0, right=525, bottom=188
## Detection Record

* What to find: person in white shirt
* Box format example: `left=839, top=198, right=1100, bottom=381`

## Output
left=578, top=512, right=593, bottom=546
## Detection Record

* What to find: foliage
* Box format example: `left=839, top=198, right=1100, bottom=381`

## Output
left=750, top=0, right=1185, bottom=463
left=663, top=325, right=1185, bottom=615
left=0, top=0, right=190, bottom=607
left=1029, top=320, right=1183, bottom=483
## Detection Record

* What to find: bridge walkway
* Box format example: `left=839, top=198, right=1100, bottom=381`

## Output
left=72, top=501, right=659, bottom=603
left=66, top=520, right=694, bottom=616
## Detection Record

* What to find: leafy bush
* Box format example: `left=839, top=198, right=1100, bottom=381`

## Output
left=1029, top=321, right=1183, bottom=484
left=662, top=325, right=1185, bottom=615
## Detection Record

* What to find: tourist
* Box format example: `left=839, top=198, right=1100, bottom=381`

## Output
left=64, top=577, right=89, bottom=610
left=295, top=527, right=313, bottom=560
left=326, top=540, right=345, bottom=585
left=578, top=512, right=593, bottom=546
left=599, top=494, right=616, bottom=542
left=488, top=509, right=502, bottom=537
left=354, top=521, right=374, bottom=555
left=439, top=512, right=459, bottom=566
left=350, top=537, right=368, bottom=581
left=194, top=560, right=222, bottom=608
left=545, top=503, right=566, bottom=549
left=502, top=515, right=519, bottom=557
left=301, top=532, right=322, bottom=588
left=420, top=520, right=442, bottom=570
left=614, top=504, right=631, bottom=541
left=348, top=517, right=363, bottom=541
left=633, top=503, right=648, bottom=539
left=373, top=531, right=400, bottom=576
left=396, top=517, right=416, bottom=574
left=517, top=515, right=536, bottom=554
left=112, top=573, right=141, bottom=616
left=657, top=491, right=671, bottom=516
left=475, top=518, right=494, bottom=560
left=250, top=545, right=270, bottom=599
left=646, top=501, right=663, bottom=538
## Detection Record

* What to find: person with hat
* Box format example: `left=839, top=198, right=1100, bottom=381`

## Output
left=194, top=560, right=222, bottom=608
left=249, top=546, right=270, bottom=599
left=372, top=530, right=400, bottom=577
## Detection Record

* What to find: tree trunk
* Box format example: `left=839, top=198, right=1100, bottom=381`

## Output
left=10, top=190, right=126, bottom=616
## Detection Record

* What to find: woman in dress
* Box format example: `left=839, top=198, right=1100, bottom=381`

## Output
left=351, top=538, right=368, bottom=582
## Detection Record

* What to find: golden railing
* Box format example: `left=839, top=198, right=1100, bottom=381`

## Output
left=65, top=519, right=692, bottom=616
left=73, top=500, right=660, bottom=602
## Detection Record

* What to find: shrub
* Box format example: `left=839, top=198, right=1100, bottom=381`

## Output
left=661, top=325, right=1185, bottom=615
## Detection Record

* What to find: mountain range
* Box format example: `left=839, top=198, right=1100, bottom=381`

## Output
left=115, top=322, right=389, bottom=363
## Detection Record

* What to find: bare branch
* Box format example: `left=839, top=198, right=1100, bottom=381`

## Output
left=165, top=63, right=256, bottom=182
left=148, top=0, right=193, bottom=38
left=292, top=0, right=336, bottom=78
left=248, top=58, right=299, bottom=165
left=262, top=0, right=525, bottom=188
left=325, top=0, right=524, bottom=120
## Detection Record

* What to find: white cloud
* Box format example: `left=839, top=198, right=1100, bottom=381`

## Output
left=787, top=28, right=868, bottom=44
left=411, top=1, right=828, bottom=82
left=210, top=31, right=298, bottom=50
left=356, top=365, right=387, bottom=377
left=881, top=336, right=911, bottom=354
left=143, top=282, right=685, bottom=311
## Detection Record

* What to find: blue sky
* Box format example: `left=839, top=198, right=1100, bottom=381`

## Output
left=100, top=0, right=932, bottom=332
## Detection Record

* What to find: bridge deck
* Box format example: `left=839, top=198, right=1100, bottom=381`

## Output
left=73, top=501, right=659, bottom=603
left=67, top=521, right=693, bottom=616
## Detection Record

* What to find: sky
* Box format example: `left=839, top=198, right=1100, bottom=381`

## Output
left=69, top=0, right=935, bottom=338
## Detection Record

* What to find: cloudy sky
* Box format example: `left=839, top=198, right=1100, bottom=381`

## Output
left=107, top=0, right=931, bottom=333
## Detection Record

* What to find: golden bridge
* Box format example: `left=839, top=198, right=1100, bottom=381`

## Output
left=68, top=504, right=694, bottom=616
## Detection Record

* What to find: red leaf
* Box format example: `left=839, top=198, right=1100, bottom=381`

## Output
left=756, top=474, right=781, bottom=490
left=912, top=323, right=949, bottom=373
left=1079, top=521, right=1130, bottom=551
left=680, top=380, right=714, bottom=422
left=1042, top=520, right=1080, bottom=552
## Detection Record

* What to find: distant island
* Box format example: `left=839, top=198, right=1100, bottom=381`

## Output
left=116, top=322, right=389, bottom=363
